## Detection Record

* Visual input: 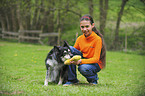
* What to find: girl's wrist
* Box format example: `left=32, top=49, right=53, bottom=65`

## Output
left=78, top=59, right=82, bottom=65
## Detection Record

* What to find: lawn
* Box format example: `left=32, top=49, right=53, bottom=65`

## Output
left=0, top=40, right=145, bottom=96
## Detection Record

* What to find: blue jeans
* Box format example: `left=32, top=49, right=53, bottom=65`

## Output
left=68, top=46, right=101, bottom=83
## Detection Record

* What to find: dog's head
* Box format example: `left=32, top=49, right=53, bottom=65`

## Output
left=54, top=41, right=73, bottom=63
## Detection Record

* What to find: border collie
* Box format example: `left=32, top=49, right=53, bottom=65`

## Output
left=44, top=41, right=73, bottom=86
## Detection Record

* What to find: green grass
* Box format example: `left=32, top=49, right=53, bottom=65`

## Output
left=0, top=40, right=145, bottom=96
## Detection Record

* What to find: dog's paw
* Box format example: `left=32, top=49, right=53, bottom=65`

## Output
left=44, top=81, right=48, bottom=86
left=57, top=83, right=62, bottom=85
left=58, top=81, right=62, bottom=85
left=44, top=84, right=48, bottom=86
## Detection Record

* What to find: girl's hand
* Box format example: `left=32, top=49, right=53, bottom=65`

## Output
left=70, top=59, right=82, bottom=65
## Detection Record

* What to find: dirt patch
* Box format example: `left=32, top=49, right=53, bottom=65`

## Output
left=0, top=90, right=24, bottom=95
left=0, top=44, right=5, bottom=46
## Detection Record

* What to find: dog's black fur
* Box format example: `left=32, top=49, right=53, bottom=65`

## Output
left=44, top=41, right=73, bottom=85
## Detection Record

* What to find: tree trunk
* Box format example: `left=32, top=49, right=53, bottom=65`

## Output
left=39, top=0, right=50, bottom=32
left=124, top=29, right=127, bottom=52
left=57, top=9, right=61, bottom=46
left=31, top=0, right=39, bottom=30
left=41, top=11, right=50, bottom=32
left=89, top=0, right=93, bottom=17
left=36, top=0, right=44, bottom=30
left=11, top=7, right=18, bottom=32
left=113, top=0, right=128, bottom=50
left=25, top=0, right=31, bottom=30
left=16, top=3, right=24, bottom=30
left=99, top=0, right=108, bottom=36
left=5, top=13, right=11, bottom=31
left=0, top=13, right=7, bottom=31
left=48, top=0, right=55, bottom=32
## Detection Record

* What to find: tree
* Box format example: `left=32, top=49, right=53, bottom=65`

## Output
left=0, top=0, right=7, bottom=31
left=89, top=0, right=94, bottom=17
left=99, top=0, right=108, bottom=36
left=16, top=1, right=24, bottom=31
left=113, top=0, right=129, bottom=50
left=11, top=4, right=18, bottom=32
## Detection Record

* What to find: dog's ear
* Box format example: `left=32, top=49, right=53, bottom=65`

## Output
left=63, top=40, right=70, bottom=48
left=54, top=46, right=59, bottom=52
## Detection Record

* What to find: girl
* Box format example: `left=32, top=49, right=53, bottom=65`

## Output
left=63, top=15, right=106, bottom=86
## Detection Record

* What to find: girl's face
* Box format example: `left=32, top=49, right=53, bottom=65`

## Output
left=80, top=20, right=94, bottom=37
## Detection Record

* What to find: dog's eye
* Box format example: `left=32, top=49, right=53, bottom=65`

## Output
left=64, top=50, right=67, bottom=53
left=63, top=51, right=67, bottom=55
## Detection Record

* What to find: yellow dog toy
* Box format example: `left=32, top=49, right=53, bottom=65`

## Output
left=64, top=55, right=81, bottom=65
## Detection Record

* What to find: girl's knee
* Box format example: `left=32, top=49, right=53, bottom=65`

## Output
left=69, top=46, right=76, bottom=53
left=69, top=46, right=82, bottom=56
left=69, top=46, right=73, bottom=49
left=78, top=64, right=90, bottom=75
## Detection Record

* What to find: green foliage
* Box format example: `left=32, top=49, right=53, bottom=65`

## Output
left=61, top=0, right=145, bottom=51
left=116, top=25, right=145, bottom=52
left=0, top=40, right=145, bottom=96
left=127, top=26, right=145, bottom=51
left=1, top=0, right=144, bottom=51
left=61, top=25, right=81, bottom=46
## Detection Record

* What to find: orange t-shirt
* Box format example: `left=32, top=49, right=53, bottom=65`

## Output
left=74, top=31, right=103, bottom=69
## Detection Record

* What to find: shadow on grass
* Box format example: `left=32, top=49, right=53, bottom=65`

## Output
left=40, top=81, right=115, bottom=88
left=73, top=83, right=115, bottom=87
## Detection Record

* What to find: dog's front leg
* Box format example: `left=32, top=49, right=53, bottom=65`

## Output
left=58, top=76, right=63, bottom=85
left=58, top=65, right=68, bottom=85
left=44, top=66, right=52, bottom=86
left=44, top=69, right=49, bottom=86
left=58, top=69, right=65, bottom=85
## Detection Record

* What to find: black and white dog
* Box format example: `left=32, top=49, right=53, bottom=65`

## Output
left=44, top=41, right=73, bottom=86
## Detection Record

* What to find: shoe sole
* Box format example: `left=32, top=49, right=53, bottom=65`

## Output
left=63, top=82, right=79, bottom=86
left=63, top=84, right=73, bottom=86
left=90, top=83, right=98, bottom=85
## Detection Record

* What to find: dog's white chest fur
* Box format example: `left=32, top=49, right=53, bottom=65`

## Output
left=46, top=59, right=58, bottom=67
left=44, top=41, right=72, bottom=86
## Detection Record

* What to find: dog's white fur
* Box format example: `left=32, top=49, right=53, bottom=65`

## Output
left=44, top=50, right=71, bottom=86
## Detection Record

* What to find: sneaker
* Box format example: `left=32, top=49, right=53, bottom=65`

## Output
left=90, top=81, right=98, bottom=85
left=63, top=80, right=79, bottom=86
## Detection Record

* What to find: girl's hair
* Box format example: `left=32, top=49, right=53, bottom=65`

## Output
left=80, top=15, right=106, bottom=68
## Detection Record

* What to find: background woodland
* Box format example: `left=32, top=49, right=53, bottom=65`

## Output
left=0, top=0, right=145, bottom=52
